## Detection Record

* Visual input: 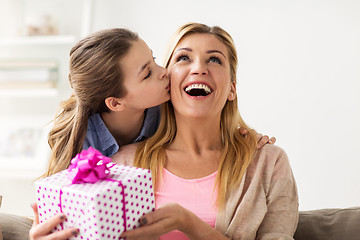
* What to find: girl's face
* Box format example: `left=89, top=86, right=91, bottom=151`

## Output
left=120, top=38, right=170, bottom=110
left=167, top=33, right=236, bottom=119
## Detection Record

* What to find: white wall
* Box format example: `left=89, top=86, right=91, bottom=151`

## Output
left=1, top=0, right=359, bottom=212
left=90, top=0, right=360, bottom=210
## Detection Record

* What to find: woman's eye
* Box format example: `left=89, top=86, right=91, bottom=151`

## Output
left=209, top=56, right=222, bottom=64
left=144, top=70, right=151, bottom=79
left=176, top=55, right=190, bottom=62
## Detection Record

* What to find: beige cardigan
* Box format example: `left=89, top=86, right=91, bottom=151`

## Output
left=113, top=144, right=299, bottom=240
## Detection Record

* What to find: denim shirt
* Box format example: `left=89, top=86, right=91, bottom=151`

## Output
left=83, top=106, right=161, bottom=157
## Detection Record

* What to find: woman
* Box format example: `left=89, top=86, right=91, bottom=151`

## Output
left=114, top=23, right=298, bottom=240
left=29, top=27, right=275, bottom=240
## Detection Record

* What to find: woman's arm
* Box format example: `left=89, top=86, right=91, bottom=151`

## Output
left=256, top=148, right=299, bottom=240
left=120, top=203, right=229, bottom=240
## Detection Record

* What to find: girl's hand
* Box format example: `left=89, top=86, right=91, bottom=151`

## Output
left=120, top=203, right=189, bottom=240
left=239, top=127, right=276, bottom=149
left=29, top=202, right=79, bottom=240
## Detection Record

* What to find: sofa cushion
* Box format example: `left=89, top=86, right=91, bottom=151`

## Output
left=0, top=195, right=2, bottom=240
left=294, top=206, right=360, bottom=240
left=0, top=206, right=360, bottom=240
left=0, top=212, right=32, bottom=240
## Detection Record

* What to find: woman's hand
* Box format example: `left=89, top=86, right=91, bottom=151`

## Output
left=120, top=203, right=187, bottom=240
left=120, top=203, right=228, bottom=240
left=239, top=127, right=276, bottom=149
left=29, top=202, right=79, bottom=240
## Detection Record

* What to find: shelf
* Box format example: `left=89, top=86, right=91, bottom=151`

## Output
left=0, top=35, right=76, bottom=46
left=0, top=88, right=58, bottom=97
left=0, top=115, right=51, bottom=179
left=0, top=164, right=46, bottom=179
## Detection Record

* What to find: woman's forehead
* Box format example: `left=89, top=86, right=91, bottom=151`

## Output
left=174, top=33, right=228, bottom=56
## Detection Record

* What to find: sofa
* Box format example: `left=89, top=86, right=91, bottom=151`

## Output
left=294, top=207, right=360, bottom=240
left=1, top=195, right=359, bottom=240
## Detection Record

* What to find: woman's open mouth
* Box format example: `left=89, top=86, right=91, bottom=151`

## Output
left=184, top=83, right=212, bottom=97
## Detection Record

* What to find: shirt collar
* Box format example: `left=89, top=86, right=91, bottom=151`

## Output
left=134, top=106, right=160, bottom=142
left=89, top=113, right=119, bottom=157
left=87, top=106, right=160, bottom=157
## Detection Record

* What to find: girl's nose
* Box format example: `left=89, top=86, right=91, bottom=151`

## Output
left=159, top=66, right=168, bottom=79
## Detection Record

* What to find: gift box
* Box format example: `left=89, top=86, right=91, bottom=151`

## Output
left=35, top=147, right=155, bottom=240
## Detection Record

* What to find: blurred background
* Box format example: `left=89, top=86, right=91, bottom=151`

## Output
left=0, top=0, right=359, bottom=216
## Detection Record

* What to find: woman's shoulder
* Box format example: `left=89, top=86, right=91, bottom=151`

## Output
left=111, top=142, right=141, bottom=166
left=249, top=144, right=292, bottom=179
left=256, top=144, right=288, bottom=162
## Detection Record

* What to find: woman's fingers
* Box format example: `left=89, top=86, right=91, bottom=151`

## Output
left=122, top=204, right=184, bottom=239
left=43, top=227, right=79, bottom=239
left=139, top=207, right=168, bottom=226
left=31, top=203, right=39, bottom=226
left=122, top=203, right=225, bottom=240
left=29, top=212, right=65, bottom=238
left=123, top=218, right=173, bottom=240
left=29, top=206, right=79, bottom=240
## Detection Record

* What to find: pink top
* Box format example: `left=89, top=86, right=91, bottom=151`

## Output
left=114, top=143, right=299, bottom=240
left=155, top=168, right=218, bottom=240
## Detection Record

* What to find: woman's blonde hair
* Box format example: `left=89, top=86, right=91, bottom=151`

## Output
left=45, top=28, right=138, bottom=177
left=134, top=23, right=258, bottom=208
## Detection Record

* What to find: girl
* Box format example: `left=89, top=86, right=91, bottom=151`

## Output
left=44, top=28, right=170, bottom=177
left=31, top=28, right=170, bottom=239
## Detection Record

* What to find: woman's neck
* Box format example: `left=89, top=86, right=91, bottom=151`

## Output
left=101, top=109, right=145, bottom=147
left=169, top=115, right=222, bottom=154
left=165, top=115, right=222, bottom=179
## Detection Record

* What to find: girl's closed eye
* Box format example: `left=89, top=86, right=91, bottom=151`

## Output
left=144, top=69, right=152, bottom=79
left=209, top=56, right=222, bottom=64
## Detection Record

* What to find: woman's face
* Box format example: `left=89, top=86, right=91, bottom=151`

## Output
left=120, top=38, right=170, bottom=110
left=167, top=33, right=236, bottom=119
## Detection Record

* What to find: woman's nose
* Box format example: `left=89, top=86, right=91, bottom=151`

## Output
left=190, top=60, right=208, bottom=75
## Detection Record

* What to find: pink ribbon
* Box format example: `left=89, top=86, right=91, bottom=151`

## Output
left=57, top=148, right=127, bottom=233
left=67, top=147, right=112, bottom=184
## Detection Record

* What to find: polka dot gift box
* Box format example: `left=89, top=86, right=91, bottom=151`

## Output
left=35, top=147, right=155, bottom=240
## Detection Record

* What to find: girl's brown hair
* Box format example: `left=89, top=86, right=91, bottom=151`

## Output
left=133, top=23, right=258, bottom=208
left=45, top=28, right=138, bottom=177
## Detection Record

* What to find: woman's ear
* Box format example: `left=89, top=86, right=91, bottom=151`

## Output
left=104, top=97, right=125, bottom=112
left=227, top=82, right=236, bottom=101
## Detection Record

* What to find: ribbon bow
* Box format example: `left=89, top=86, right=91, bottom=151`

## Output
left=68, top=147, right=112, bottom=184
